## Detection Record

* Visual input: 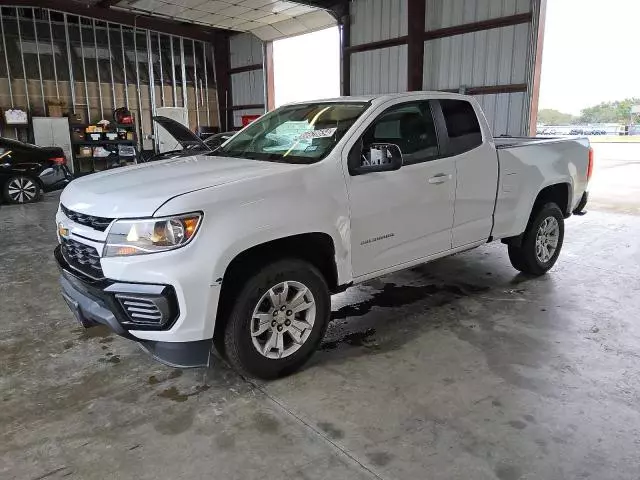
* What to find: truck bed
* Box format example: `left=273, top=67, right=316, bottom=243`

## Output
left=493, top=135, right=588, bottom=149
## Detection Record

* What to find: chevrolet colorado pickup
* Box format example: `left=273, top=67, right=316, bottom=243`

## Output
left=55, top=92, right=593, bottom=379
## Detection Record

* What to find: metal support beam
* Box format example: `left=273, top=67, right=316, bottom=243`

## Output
left=63, top=13, right=75, bottom=112
left=16, top=10, right=30, bottom=111
left=192, top=39, right=199, bottom=129
left=0, top=9, right=14, bottom=108
left=339, top=14, right=350, bottom=96
left=265, top=41, right=275, bottom=111
left=32, top=9, right=46, bottom=113
left=179, top=37, right=187, bottom=110
left=170, top=36, right=177, bottom=107
left=93, top=19, right=104, bottom=119
left=158, top=33, right=165, bottom=107
left=202, top=41, right=210, bottom=124
left=107, top=22, right=116, bottom=110
left=528, top=0, right=547, bottom=135
left=133, top=28, right=144, bottom=148
left=120, top=25, right=129, bottom=108
left=78, top=18, right=90, bottom=122
left=47, top=9, right=60, bottom=99
left=147, top=30, right=157, bottom=152
left=407, top=0, right=426, bottom=91
left=212, top=32, right=231, bottom=131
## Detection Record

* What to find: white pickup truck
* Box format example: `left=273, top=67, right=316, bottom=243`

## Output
left=55, top=92, right=592, bottom=378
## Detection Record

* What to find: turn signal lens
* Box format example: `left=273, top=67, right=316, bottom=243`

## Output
left=587, top=147, right=594, bottom=182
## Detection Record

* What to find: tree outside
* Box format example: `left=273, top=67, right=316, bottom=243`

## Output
left=538, top=98, right=640, bottom=125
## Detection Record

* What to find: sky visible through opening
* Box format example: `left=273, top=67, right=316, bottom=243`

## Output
left=273, top=27, right=340, bottom=107
left=538, top=0, right=640, bottom=114
left=272, top=1, right=639, bottom=116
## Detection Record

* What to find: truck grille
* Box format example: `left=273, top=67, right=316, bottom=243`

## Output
left=61, top=204, right=113, bottom=232
left=60, top=238, right=104, bottom=279
left=115, top=295, right=164, bottom=325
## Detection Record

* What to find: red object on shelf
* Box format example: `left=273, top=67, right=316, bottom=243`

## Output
left=241, top=114, right=260, bottom=127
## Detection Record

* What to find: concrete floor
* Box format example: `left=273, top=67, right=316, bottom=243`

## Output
left=2, top=148, right=640, bottom=479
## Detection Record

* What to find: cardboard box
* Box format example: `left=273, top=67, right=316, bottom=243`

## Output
left=47, top=99, right=65, bottom=118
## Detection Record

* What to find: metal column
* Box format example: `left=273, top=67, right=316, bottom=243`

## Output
left=133, top=28, right=144, bottom=148
left=92, top=19, right=103, bottom=119
left=78, top=18, right=91, bottom=122
left=47, top=10, right=60, bottom=99
left=202, top=41, right=210, bottom=124
left=32, top=9, right=46, bottom=112
left=0, top=9, right=13, bottom=108
left=63, top=14, right=76, bottom=113
left=170, top=36, right=177, bottom=107
left=107, top=22, right=116, bottom=110
left=120, top=25, right=129, bottom=108
left=158, top=33, right=165, bottom=107
left=192, top=40, right=199, bottom=129
left=16, top=10, right=30, bottom=110
left=180, top=37, right=187, bottom=110
left=146, top=30, right=157, bottom=153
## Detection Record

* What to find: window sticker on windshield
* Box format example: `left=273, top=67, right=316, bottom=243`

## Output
left=304, top=145, right=319, bottom=152
left=298, top=128, right=337, bottom=140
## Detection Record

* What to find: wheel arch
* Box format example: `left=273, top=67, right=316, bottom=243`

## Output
left=213, top=232, right=342, bottom=340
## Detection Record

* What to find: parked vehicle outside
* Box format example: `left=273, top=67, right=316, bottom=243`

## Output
left=54, top=92, right=593, bottom=379
left=0, top=137, right=72, bottom=204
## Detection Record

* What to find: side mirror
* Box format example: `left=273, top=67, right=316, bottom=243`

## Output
left=349, top=142, right=403, bottom=176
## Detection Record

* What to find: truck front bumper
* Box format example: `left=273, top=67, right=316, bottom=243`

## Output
left=55, top=245, right=212, bottom=368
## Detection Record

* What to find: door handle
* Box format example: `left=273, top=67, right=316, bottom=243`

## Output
left=428, top=173, right=451, bottom=184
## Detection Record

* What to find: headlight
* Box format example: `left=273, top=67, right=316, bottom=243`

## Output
left=104, top=213, right=202, bottom=257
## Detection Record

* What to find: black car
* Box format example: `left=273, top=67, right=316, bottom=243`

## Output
left=0, top=137, right=72, bottom=204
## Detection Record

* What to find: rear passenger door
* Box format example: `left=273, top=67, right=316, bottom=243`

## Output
left=434, top=99, right=498, bottom=248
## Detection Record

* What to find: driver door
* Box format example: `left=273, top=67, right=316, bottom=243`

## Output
left=345, top=100, right=456, bottom=278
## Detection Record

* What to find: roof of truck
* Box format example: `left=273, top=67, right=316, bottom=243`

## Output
left=285, top=91, right=470, bottom=107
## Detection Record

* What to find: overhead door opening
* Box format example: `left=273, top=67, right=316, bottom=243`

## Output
left=272, top=27, right=340, bottom=108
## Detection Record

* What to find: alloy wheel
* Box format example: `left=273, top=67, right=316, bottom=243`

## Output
left=250, top=280, right=316, bottom=359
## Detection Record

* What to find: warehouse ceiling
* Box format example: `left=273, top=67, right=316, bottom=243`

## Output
left=110, top=0, right=339, bottom=40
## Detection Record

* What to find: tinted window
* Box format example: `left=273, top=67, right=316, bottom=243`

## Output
left=363, top=101, right=439, bottom=165
left=440, top=99, right=482, bottom=155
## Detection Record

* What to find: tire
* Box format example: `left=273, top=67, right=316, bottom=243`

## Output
left=508, top=202, right=565, bottom=276
left=3, top=176, right=42, bottom=204
left=223, top=259, right=330, bottom=380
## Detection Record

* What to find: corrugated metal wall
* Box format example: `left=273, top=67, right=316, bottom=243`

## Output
left=349, top=0, right=408, bottom=96
left=347, top=0, right=539, bottom=136
left=350, top=0, right=408, bottom=45
left=422, top=0, right=532, bottom=135
left=422, top=23, right=530, bottom=90
left=229, top=32, right=264, bottom=128
left=425, top=0, right=530, bottom=29
left=351, top=45, right=408, bottom=95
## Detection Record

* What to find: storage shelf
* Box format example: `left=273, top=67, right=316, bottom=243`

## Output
left=72, top=140, right=136, bottom=145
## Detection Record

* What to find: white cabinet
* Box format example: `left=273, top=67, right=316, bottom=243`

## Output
left=32, top=117, right=73, bottom=173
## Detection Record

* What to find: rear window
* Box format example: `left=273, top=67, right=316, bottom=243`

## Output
left=440, top=100, right=482, bottom=155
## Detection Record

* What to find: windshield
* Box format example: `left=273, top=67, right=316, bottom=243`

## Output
left=215, top=102, right=369, bottom=164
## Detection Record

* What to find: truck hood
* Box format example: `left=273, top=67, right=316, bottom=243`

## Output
left=61, top=155, right=300, bottom=218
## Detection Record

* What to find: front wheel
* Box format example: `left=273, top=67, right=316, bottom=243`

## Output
left=3, top=176, right=42, bottom=204
left=508, top=203, right=565, bottom=276
left=222, top=259, right=330, bottom=379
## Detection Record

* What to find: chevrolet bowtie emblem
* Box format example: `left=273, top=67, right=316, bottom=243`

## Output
left=58, top=222, right=69, bottom=238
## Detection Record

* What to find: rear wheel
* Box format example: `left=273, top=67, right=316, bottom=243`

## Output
left=3, top=176, right=42, bottom=204
left=222, top=259, right=330, bottom=379
left=508, top=203, right=565, bottom=276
